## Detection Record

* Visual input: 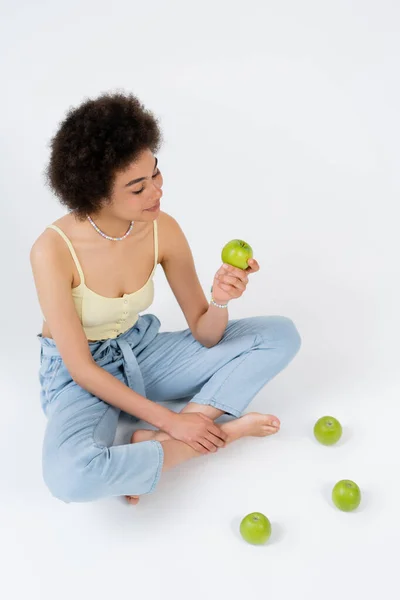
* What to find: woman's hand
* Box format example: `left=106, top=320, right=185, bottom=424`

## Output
left=211, top=259, right=260, bottom=305
left=164, top=412, right=228, bottom=454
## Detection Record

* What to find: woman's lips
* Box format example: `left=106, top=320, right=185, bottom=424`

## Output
left=145, top=200, right=160, bottom=211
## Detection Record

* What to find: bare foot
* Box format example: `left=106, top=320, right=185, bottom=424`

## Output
left=130, top=413, right=280, bottom=446
left=222, top=412, right=281, bottom=443
left=124, top=413, right=280, bottom=503
left=125, top=494, right=140, bottom=505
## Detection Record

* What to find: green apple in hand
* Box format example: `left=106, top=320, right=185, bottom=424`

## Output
left=332, top=480, right=361, bottom=512
left=240, top=512, right=271, bottom=545
left=221, top=239, right=253, bottom=270
left=314, top=416, right=342, bottom=446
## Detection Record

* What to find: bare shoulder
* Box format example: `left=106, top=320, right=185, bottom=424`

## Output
left=157, top=210, right=187, bottom=263
left=30, top=226, right=75, bottom=291
left=157, top=209, right=180, bottom=231
left=30, top=228, right=60, bottom=267
left=30, top=215, right=74, bottom=268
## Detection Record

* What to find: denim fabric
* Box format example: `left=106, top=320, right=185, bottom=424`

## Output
left=38, top=313, right=301, bottom=503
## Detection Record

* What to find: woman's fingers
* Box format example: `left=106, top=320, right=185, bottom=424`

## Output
left=194, top=442, right=212, bottom=454
left=216, top=274, right=247, bottom=290
left=208, top=423, right=228, bottom=443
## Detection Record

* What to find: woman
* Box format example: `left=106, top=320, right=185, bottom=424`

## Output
left=30, top=92, right=302, bottom=505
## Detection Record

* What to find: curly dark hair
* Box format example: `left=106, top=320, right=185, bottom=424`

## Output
left=45, top=91, right=164, bottom=219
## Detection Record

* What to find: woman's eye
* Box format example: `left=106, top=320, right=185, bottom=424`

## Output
left=133, top=169, right=161, bottom=195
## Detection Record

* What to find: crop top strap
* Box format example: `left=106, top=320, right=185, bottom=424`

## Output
left=153, top=219, right=158, bottom=269
left=47, top=224, right=85, bottom=285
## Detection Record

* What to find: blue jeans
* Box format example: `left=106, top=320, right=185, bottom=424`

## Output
left=38, top=313, right=301, bottom=503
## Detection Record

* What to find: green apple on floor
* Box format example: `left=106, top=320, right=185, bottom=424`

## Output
left=221, top=239, right=253, bottom=270
left=314, top=416, right=342, bottom=445
left=240, top=512, right=272, bottom=545
left=332, top=480, right=361, bottom=511
left=235, top=391, right=360, bottom=545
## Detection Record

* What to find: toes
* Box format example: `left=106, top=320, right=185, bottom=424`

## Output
left=126, top=495, right=140, bottom=505
left=263, top=425, right=280, bottom=434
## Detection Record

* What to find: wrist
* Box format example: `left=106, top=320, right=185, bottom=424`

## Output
left=210, top=285, right=229, bottom=308
left=154, top=406, right=177, bottom=432
left=210, top=297, right=229, bottom=309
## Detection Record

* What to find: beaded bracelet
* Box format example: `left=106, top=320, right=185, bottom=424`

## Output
left=210, top=297, right=229, bottom=309
left=210, top=286, right=228, bottom=309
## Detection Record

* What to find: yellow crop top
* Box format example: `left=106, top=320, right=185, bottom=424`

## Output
left=46, top=221, right=158, bottom=341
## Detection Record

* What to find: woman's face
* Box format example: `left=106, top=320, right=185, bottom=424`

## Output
left=106, top=148, right=164, bottom=221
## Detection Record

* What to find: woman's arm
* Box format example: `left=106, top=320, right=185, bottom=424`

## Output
left=30, top=229, right=227, bottom=452
left=30, top=231, right=173, bottom=429
left=73, top=363, right=173, bottom=429
left=159, top=212, right=228, bottom=347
